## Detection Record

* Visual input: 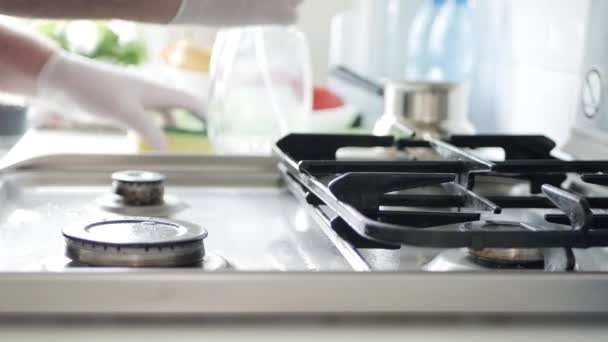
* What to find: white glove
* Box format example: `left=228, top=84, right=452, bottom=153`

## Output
left=172, top=0, right=303, bottom=26
left=35, top=51, right=205, bottom=150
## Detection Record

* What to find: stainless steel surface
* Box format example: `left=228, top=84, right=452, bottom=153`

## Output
left=0, top=154, right=352, bottom=272
left=3, top=321, right=608, bottom=341
left=385, top=81, right=452, bottom=125
left=63, top=218, right=207, bottom=267
left=96, top=193, right=187, bottom=217
left=1, top=152, right=608, bottom=315
left=374, top=80, right=455, bottom=138
left=2, top=272, right=608, bottom=314
left=307, top=204, right=372, bottom=272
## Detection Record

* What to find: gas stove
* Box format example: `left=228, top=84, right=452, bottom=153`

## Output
left=275, top=133, right=608, bottom=273
left=1, top=133, right=608, bottom=316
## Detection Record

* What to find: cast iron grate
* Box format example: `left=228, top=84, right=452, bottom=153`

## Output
left=275, top=133, right=608, bottom=250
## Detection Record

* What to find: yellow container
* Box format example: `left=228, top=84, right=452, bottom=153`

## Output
left=131, top=128, right=214, bottom=153
left=133, top=36, right=214, bottom=153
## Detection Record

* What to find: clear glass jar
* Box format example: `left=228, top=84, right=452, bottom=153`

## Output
left=207, top=26, right=312, bottom=155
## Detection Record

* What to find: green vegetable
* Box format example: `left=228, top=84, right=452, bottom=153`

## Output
left=166, top=109, right=206, bottom=135
left=32, top=20, right=147, bottom=66
left=32, top=21, right=69, bottom=49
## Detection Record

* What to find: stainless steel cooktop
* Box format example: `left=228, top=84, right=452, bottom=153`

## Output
left=0, top=155, right=351, bottom=273
left=0, top=147, right=607, bottom=316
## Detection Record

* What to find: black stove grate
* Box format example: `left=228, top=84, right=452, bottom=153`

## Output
left=275, top=133, right=608, bottom=250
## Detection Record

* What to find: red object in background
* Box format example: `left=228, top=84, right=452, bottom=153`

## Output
left=313, top=86, right=344, bottom=111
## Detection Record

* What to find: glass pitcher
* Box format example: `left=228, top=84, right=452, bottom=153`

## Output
left=207, top=26, right=312, bottom=155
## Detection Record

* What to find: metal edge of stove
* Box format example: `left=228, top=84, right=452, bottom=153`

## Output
left=0, top=153, right=284, bottom=191
left=1, top=272, right=608, bottom=315
left=0, top=153, right=279, bottom=175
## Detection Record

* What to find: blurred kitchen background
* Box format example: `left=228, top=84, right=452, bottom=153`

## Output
left=0, top=0, right=592, bottom=154
left=320, top=0, right=588, bottom=146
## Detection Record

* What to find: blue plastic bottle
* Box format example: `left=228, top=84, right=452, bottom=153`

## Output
left=386, top=0, right=424, bottom=78
left=404, top=0, right=447, bottom=81
left=427, top=0, right=477, bottom=82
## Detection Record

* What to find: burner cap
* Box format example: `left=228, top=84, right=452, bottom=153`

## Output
left=96, top=194, right=187, bottom=218
left=40, top=253, right=229, bottom=271
left=424, top=248, right=544, bottom=271
left=469, top=248, right=544, bottom=267
left=463, top=221, right=545, bottom=267
left=63, top=218, right=207, bottom=267
left=112, top=170, right=165, bottom=206
left=112, top=170, right=165, bottom=183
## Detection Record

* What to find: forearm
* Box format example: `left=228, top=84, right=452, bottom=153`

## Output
left=0, top=22, right=55, bottom=96
left=0, top=0, right=181, bottom=23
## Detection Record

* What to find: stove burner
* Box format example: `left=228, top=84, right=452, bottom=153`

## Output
left=468, top=248, right=544, bottom=267
left=40, top=253, right=229, bottom=271
left=423, top=249, right=544, bottom=271
left=100, top=170, right=186, bottom=217
left=112, top=170, right=165, bottom=206
left=62, top=218, right=207, bottom=267
left=465, top=221, right=544, bottom=267
left=97, top=194, right=186, bottom=217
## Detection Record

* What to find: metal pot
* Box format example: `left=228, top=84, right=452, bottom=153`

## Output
left=330, top=66, right=457, bottom=138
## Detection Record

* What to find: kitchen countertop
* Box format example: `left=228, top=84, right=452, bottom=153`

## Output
left=9, top=129, right=132, bottom=154
left=0, top=129, right=133, bottom=168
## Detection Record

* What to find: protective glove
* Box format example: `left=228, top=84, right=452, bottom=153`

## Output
left=172, top=0, right=303, bottom=26
left=35, top=51, right=205, bottom=150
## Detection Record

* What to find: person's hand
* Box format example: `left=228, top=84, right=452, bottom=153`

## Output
left=35, top=51, right=205, bottom=150
left=171, top=0, right=303, bottom=27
